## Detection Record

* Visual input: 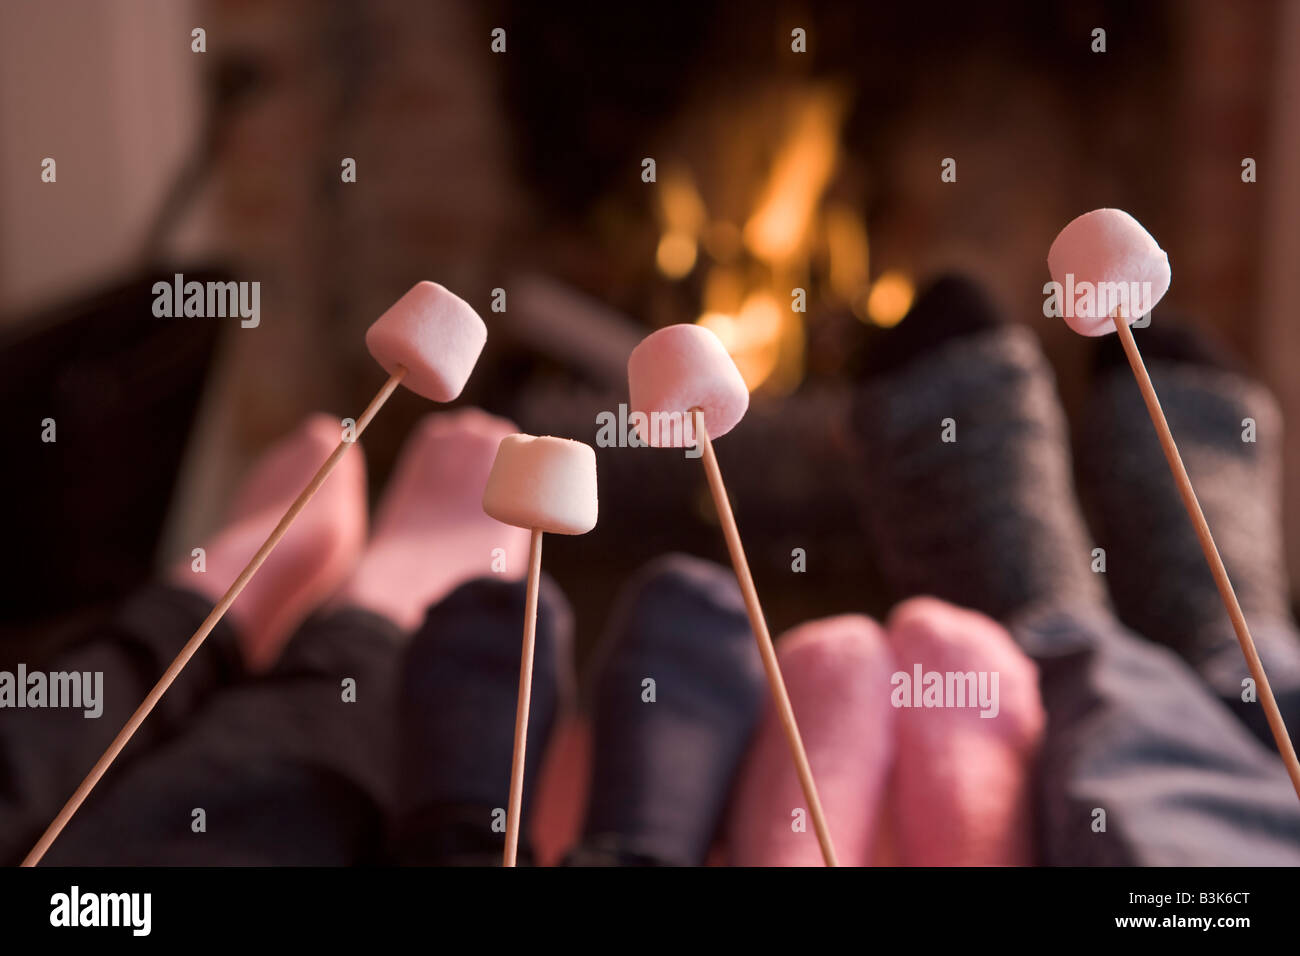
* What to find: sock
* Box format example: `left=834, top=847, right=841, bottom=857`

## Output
left=852, top=275, right=1106, bottom=623
left=727, top=614, right=896, bottom=867
left=570, top=554, right=765, bottom=866
left=391, top=575, right=573, bottom=865
left=1079, top=322, right=1300, bottom=742
left=339, top=408, right=531, bottom=632
left=1092, top=316, right=1247, bottom=379
left=861, top=273, right=1004, bottom=376
left=171, top=413, right=367, bottom=672
left=883, top=597, right=1044, bottom=865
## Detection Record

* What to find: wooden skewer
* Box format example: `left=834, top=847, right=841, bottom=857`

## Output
left=21, top=367, right=409, bottom=867
left=503, top=528, right=544, bottom=867
left=692, top=409, right=840, bottom=866
left=1113, top=311, right=1300, bottom=800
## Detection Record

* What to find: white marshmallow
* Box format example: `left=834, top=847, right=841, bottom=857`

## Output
left=482, top=434, right=598, bottom=535
left=365, top=282, right=488, bottom=401
left=627, top=324, right=749, bottom=445
left=1047, top=208, right=1171, bottom=336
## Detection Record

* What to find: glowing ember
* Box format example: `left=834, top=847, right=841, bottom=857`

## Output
left=695, top=291, right=785, bottom=391
left=656, top=232, right=698, bottom=278
left=865, top=270, right=915, bottom=327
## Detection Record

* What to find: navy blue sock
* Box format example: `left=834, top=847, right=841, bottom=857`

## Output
left=391, top=576, right=572, bottom=865
left=570, top=555, right=764, bottom=866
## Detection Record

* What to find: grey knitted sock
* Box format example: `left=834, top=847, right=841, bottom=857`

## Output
left=1078, top=350, right=1300, bottom=743
left=853, top=302, right=1106, bottom=625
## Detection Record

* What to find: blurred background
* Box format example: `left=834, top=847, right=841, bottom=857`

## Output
left=3, top=0, right=1299, bottom=665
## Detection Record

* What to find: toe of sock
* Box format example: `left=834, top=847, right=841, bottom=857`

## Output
left=228, top=413, right=346, bottom=519
left=728, top=614, right=896, bottom=866
left=1091, top=315, right=1245, bottom=379
left=580, top=554, right=765, bottom=865
left=859, top=273, right=1006, bottom=377
left=396, top=575, right=573, bottom=833
left=885, top=597, right=1044, bottom=748
left=883, top=597, right=1045, bottom=865
left=588, top=553, right=764, bottom=714
left=209, top=418, right=368, bottom=670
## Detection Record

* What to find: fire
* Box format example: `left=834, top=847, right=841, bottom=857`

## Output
left=825, top=202, right=870, bottom=303
left=742, top=87, right=846, bottom=267
left=702, top=293, right=780, bottom=395
left=657, top=82, right=901, bottom=392
left=655, top=167, right=707, bottom=279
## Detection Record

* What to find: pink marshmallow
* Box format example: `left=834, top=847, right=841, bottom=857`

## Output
left=365, top=281, right=487, bottom=402
left=1047, top=208, right=1171, bottom=336
left=627, top=324, right=749, bottom=446
left=482, top=434, right=598, bottom=535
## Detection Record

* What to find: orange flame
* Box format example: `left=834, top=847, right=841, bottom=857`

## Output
left=742, top=87, right=846, bottom=267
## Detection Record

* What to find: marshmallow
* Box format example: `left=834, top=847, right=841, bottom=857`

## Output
left=365, top=281, right=488, bottom=402
left=627, top=324, right=749, bottom=446
left=482, top=434, right=598, bottom=535
left=1047, top=208, right=1171, bottom=336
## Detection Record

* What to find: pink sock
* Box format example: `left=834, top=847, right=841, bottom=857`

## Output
left=883, top=597, right=1045, bottom=866
left=170, top=413, right=367, bottom=672
left=338, top=408, right=530, bottom=632
left=727, top=615, right=896, bottom=867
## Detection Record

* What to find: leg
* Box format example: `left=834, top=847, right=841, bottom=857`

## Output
left=0, top=585, right=243, bottom=864
left=37, top=408, right=519, bottom=864
left=1016, top=600, right=1300, bottom=865
left=1, top=413, right=366, bottom=864
left=40, top=606, right=403, bottom=865
left=1079, top=322, right=1300, bottom=745
left=852, top=276, right=1300, bottom=864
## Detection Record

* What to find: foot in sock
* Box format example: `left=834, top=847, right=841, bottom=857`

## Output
left=727, top=614, right=895, bottom=866
left=570, top=554, right=765, bottom=866
left=852, top=274, right=1106, bottom=623
left=391, top=575, right=574, bottom=865
left=170, top=413, right=367, bottom=672
left=1080, top=322, right=1300, bottom=740
left=884, top=597, right=1044, bottom=865
left=338, top=408, right=531, bottom=632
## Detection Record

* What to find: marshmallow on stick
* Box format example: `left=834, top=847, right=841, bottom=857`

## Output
left=483, top=434, right=598, bottom=866
left=24, top=282, right=488, bottom=867
left=1050, top=208, right=1300, bottom=801
left=627, top=323, right=840, bottom=866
